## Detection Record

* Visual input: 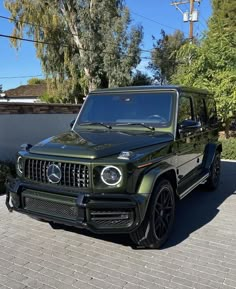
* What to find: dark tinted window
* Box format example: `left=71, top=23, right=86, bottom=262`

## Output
left=194, top=97, right=207, bottom=125
left=206, top=98, right=217, bottom=125
left=77, top=92, right=175, bottom=127
left=178, top=96, right=193, bottom=124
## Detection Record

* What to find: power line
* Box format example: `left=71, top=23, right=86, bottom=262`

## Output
left=1, top=12, right=181, bottom=38
left=130, top=10, right=178, bottom=31
left=0, top=15, right=42, bottom=29
left=0, top=33, right=58, bottom=46
left=0, top=14, right=155, bottom=54
left=0, top=74, right=43, bottom=79
left=0, top=33, right=152, bottom=60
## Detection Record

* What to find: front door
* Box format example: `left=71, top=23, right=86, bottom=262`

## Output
left=175, top=95, right=200, bottom=182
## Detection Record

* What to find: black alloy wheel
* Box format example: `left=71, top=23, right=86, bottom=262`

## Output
left=153, top=184, right=174, bottom=240
left=206, top=152, right=221, bottom=190
left=130, top=179, right=175, bottom=249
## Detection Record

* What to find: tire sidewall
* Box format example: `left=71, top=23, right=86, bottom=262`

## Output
left=208, top=152, right=221, bottom=190
left=146, top=179, right=176, bottom=248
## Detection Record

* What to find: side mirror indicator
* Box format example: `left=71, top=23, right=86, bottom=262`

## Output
left=20, top=143, right=32, bottom=151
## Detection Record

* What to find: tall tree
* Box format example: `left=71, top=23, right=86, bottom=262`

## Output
left=148, top=29, right=186, bottom=84
left=27, top=78, right=46, bottom=85
left=5, top=0, right=143, bottom=101
left=131, top=70, right=152, bottom=86
left=172, top=0, right=236, bottom=137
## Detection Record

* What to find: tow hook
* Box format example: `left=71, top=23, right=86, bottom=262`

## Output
left=5, top=178, right=13, bottom=212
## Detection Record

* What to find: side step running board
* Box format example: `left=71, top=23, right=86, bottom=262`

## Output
left=179, top=173, right=209, bottom=200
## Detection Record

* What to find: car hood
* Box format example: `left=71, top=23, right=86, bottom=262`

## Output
left=29, top=129, right=173, bottom=159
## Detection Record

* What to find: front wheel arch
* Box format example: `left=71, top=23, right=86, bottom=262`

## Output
left=130, top=178, right=176, bottom=248
left=136, top=166, right=177, bottom=223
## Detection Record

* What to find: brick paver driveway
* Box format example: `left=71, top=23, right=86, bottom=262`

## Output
left=0, top=160, right=236, bottom=289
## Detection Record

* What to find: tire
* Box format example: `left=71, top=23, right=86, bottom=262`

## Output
left=130, top=179, right=175, bottom=249
left=49, top=221, right=63, bottom=229
left=205, top=152, right=221, bottom=190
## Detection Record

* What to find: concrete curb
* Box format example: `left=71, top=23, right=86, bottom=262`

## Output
left=221, top=159, right=236, bottom=162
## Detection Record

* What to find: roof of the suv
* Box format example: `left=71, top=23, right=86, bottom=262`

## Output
left=90, top=85, right=210, bottom=95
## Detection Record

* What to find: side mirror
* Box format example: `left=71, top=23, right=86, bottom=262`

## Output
left=178, top=120, right=201, bottom=136
left=70, top=119, right=75, bottom=129
left=179, top=119, right=201, bottom=130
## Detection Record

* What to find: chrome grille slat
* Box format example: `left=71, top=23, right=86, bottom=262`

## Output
left=73, top=164, right=76, bottom=187
left=31, top=159, right=34, bottom=180
left=25, top=159, right=90, bottom=188
left=35, top=159, right=38, bottom=181
left=68, top=163, right=71, bottom=187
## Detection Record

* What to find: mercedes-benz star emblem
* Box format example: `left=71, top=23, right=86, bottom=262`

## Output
left=47, top=164, right=62, bottom=184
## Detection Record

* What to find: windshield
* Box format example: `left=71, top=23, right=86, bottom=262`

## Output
left=76, top=91, right=175, bottom=128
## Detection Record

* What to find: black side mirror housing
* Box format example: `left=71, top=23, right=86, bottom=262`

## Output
left=179, top=119, right=201, bottom=130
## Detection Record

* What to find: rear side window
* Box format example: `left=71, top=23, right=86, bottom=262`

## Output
left=206, top=98, right=217, bottom=125
left=178, top=96, right=194, bottom=123
left=194, top=97, right=207, bottom=125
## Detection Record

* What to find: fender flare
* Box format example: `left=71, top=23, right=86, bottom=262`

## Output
left=202, top=142, right=222, bottom=170
left=136, top=162, right=177, bottom=222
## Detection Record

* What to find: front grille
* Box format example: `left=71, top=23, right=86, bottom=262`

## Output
left=25, top=159, right=90, bottom=188
left=24, top=197, right=78, bottom=220
left=90, top=209, right=134, bottom=228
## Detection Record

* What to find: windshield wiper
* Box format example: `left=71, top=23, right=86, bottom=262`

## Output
left=117, top=123, right=155, bottom=131
left=79, top=122, right=112, bottom=129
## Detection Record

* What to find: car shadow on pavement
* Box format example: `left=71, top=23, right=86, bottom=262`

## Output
left=163, top=160, right=236, bottom=249
left=59, top=161, right=236, bottom=249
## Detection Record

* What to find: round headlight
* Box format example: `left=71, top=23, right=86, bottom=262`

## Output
left=17, top=156, right=24, bottom=174
left=101, top=166, right=122, bottom=186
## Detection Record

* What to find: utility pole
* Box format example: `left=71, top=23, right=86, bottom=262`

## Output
left=189, top=0, right=194, bottom=40
left=171, top=0, right=200, bottom=42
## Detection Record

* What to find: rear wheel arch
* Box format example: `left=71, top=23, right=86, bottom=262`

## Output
left=203, top=142, right=222, bottom=169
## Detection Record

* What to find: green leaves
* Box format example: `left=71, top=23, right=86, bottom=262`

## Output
left=171, top=0, right=236, bottom=136
left=5, top=0, right=143, bottom=101
left=149, top=29, right=186, bottom=84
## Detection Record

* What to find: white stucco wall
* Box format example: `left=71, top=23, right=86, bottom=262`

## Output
left=0, top=98, right=38, bottom=103
left=0, top=114, right=77, bottom=161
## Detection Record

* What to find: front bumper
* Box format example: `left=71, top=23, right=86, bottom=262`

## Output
left=5, top=177, right=149, bottom=234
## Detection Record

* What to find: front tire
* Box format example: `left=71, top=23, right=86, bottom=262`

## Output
left=130, top=179, right=175, bottom=249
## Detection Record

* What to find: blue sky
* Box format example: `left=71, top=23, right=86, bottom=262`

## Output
left=0, top=0, right=212, bottom=91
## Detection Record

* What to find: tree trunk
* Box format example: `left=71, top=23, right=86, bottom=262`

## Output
left=225, top=118, right=231, bottom=139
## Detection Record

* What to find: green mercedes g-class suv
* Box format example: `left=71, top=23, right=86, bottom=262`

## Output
left=6, top=86, right=221, bottom=248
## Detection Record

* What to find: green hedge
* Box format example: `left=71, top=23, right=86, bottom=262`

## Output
left=221, top=138, right=236, bottom=160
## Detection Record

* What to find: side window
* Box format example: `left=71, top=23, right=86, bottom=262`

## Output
left=207, top=98, right=218, bottom=125
left=178, top=96, right=194, bottom=124
left=194, top=97, right=207, bottom=125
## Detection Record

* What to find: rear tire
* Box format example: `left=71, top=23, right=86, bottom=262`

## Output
left=205, top=152, right=221, bottom=190
left=130, top=179, right=175, bottom=249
